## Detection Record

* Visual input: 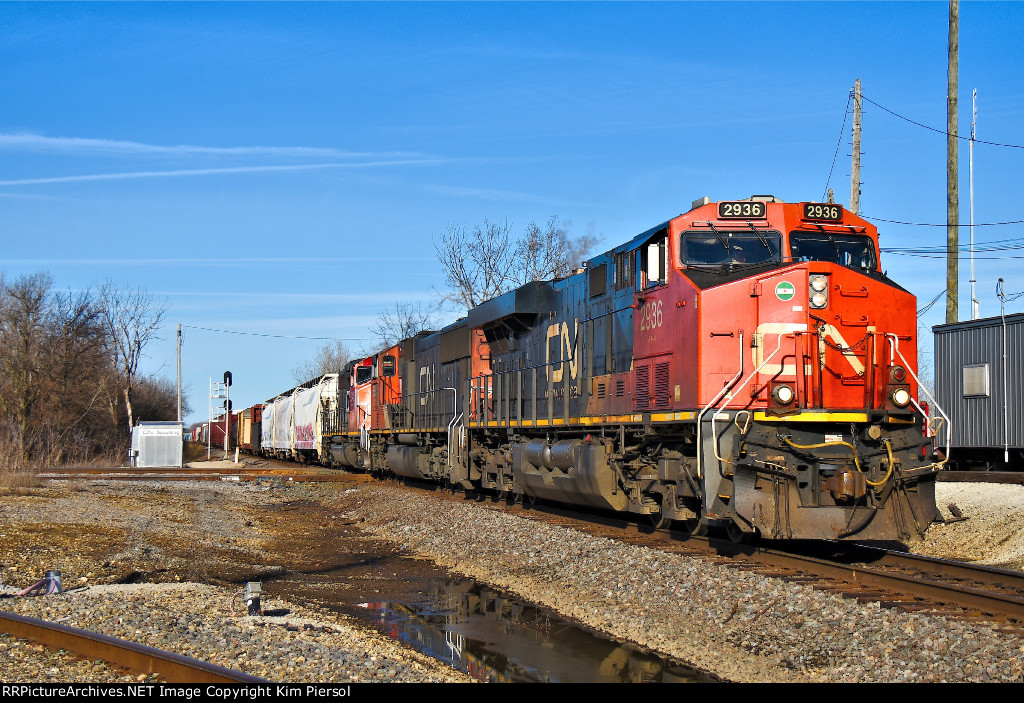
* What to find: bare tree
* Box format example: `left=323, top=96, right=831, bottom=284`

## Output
left=0, top=273, right=52, bottom=460
left=434, top=219, right=518, bottom=311
left=0, top=273, right=114, bottom=466
left=291, top=339, right=351, bottom=383
left=133, top=375, right=189, bottom=422
left=98, top=282, right=168, bottom=433
left=517, top=216, right=600, bottom=284
left=371, top=301, right=434, bottom=347
left=48, top=286, right=110, bottom=457
left=435, top=216, right=599, bottom=312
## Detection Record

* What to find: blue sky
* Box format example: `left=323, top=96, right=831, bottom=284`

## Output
left=2, top=1, right=1022, bottom=423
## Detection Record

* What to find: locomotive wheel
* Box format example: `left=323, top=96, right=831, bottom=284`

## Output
left=725, top=522, right=760, bottom=544
left=677, top=517, right=702, bottom=536
left=648, top=512, right=669, bottom=529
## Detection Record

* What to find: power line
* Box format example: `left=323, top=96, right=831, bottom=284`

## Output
left=883, top=238, right=1024, bottom=254
left=864, top=214, right=1024, bottom=227
left=884, top=254, right=1024, bottom=261
left=861, top=94, right=1024, bottom=149
left=822, top=91, right=853, bottom=202
left=182, top=324, right=371, bottom=341
left=917, top=289, right=946, bottom=317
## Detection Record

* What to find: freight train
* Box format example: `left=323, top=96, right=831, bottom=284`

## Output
left=237, top=196, right=949, bottom=542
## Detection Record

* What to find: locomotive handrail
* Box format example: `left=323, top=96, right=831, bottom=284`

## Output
left=447, top=411, right=464, bottom=469
left=709, top=332, right=788, bottom=473
left=395, top=386, right=458, bottom=430
left=885, top=333, right=951, bottom=470
left=695, top=332, right=745, bottom=480
left=467, top=355, right=571, bottom=426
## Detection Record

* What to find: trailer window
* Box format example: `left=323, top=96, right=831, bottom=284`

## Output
left=789, top=232, right=877, bottom=270
left=963, top=363, right=990, bottom=397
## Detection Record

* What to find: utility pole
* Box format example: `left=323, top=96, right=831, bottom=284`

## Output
left=946, top=0, right=960, bottom=324
left=850, top=79, right=862, bottom=215
left=176, top=324, right=182, bottom=423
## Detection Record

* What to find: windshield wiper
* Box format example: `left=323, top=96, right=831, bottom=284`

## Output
left=706, top=223, right=730, bottom=255
left=815, top=224, right=842, bottom=261
left=746, top=221, right=772, bottom=253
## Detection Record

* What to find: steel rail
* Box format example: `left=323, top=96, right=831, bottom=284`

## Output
left=505, top=498, right=1024, bottom=625
left=728, top=542, right=1024, bottom=623
left=0, top=611, right=269, bottom=683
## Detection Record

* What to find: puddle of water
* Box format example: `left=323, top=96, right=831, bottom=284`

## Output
left=353, top=579, right=714, bottom=683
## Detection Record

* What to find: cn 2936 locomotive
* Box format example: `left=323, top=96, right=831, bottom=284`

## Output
left=255, top=196, right=949, bottom=542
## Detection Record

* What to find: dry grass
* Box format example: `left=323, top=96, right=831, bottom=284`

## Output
left=182, top=441, right=209, bottom=464
left=0, top=468, right=42, bottom=492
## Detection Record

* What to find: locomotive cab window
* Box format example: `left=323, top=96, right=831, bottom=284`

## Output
left=681, top=230, right=781, bottom=267
left=789, top=232, right=877, bottom=270
left=637, top=231, right=668, bottom=289
left=355, top=365, right=373, bottom=385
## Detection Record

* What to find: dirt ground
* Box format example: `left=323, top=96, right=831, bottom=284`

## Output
left=0, top=472, right=458, bottom=619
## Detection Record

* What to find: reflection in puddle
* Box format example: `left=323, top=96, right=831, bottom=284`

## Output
left=354, top=579, right=713, bottom=683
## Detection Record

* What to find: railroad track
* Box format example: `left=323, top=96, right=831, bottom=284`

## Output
left=498, top=499, right=1024, bottom=634
left=0, top=611, right=268, bottom=683
left=38, top=465, right=350, bottom=483
left=37, top=463, right=1024, bottom=632
left=41, top=464, right=1024, bottom=485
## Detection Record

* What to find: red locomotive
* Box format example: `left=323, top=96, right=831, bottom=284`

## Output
left=258, top=196, right=946, bottom=542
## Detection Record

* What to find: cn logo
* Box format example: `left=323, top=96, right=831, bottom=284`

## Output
left=545, top=319, right=580, bottom=383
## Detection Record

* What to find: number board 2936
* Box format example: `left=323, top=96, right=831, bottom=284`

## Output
left=717, top=201, right=766, bottom=219
left=802, top=203, right=843, bottom=222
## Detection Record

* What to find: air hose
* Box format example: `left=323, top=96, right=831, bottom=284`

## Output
left=781, top=437, right=894, bottom=487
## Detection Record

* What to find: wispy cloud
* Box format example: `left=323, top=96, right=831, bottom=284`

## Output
left=0, top=159, right=455, bottom=186
left=0, top=133, right=423, bottom=160
left=4, top=256, right=437, bottom=266
left=423, top=183, right=577, bottom=207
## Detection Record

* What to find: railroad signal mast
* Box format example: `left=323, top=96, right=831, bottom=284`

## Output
left=208, top=374, right=231, bottom=460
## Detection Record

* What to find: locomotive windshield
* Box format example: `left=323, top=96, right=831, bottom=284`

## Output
left=355, top=365, right=373, bottom=384
left=681, top=230, right=781, bottom=266
left=789, top=232, right=877, bottom=270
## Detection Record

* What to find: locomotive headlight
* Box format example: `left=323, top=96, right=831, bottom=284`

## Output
left=808, top=275, right=829, bottom=308
left=772, top=384, right=795, bottom=405
left=891, top=388, right=911, bottom=407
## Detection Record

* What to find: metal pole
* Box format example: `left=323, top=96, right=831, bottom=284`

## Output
left=177, top=324, right=182, bottom=423
left=998, top=279, right=1009, bottom=465
left=207, top=376, right=212, bottom=461
left=970, top=89, right=979, bottom=319
left=224, top=382, right=230, bottom=457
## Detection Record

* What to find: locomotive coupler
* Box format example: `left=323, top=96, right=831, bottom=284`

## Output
left=819, top=465, right=868, bottom=503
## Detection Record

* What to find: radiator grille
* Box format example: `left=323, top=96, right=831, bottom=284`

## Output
left=654, top=362, right=671, bottom=407
left=635, top=365, right=650, bottom=410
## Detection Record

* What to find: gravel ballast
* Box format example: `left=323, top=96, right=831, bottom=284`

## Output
left=337, top=483, right=1024, bottom=683
left=0, top=476, right=1022, bottom=683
